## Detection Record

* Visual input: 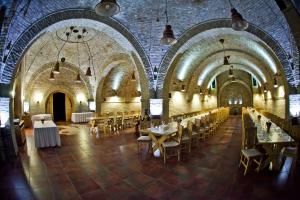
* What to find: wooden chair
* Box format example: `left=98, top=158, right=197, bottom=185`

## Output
left=137, top=120, right=152, bottom=153
left=239, top=124, right=263, bottom=176
left=162, top=125, right=183, bottom=164
left=194, top=118, right=206, bottom=141
left=187, top=120, right=201, bottom=152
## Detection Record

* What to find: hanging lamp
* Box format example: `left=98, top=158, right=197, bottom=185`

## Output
left=53, top=61, right=60, bottom=74
left=228, top=66, right=234, bottom=77
left=274, top=78, right=278, bottom=88
left=75, top=36, right=82, bottom=83
left=229, top=0, right=248, bottom=31
left=49, top=71, right=55, bottom=81
left=75, top=73, right=82, bottom=83
left=131, top=72, right=136, bottom=81
left=85, top=67, right=92, bottom=76
left=95, top=0, right=120, bottom=17
left=160, top=0, right=177, bottom=45
left=219, top=39, right=230, bottom=65
left=263, top=85, right=267, bottom=93
left=199, top=88, right=203, bottom=95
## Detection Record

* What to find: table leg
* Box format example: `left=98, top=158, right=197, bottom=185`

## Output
left=148, top=133, right=170, bottom=157
left=262, top=144, right=285, bottom=171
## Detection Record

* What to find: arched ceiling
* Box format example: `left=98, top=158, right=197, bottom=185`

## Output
left=23, top=20, right=141, bottom=98
left=172, top=28, right=283, bottom=88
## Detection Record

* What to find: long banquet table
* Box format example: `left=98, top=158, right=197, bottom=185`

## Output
left=33, top=120, right=61, bottom=148
left=71, top=112, right=94, bottom=123
left=31, top=114, right=52, bottom=123
left=248, top=108, right=295, bottom=170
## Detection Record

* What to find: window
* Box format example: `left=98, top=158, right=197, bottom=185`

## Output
left=211, top=79, right=216, bottom=89
left=252, top=77, right=258, bottom=87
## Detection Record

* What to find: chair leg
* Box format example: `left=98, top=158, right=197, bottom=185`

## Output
left=164, top=148, right=166, bottom=164
left=178, top=148, right=181, bottom=161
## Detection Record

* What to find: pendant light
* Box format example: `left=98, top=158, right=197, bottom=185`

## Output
left=95, top=0, right=120, bottom=17
left=229, top=0, right=248, bottom=31
left=160, top=0, right=177, bottom=45
left=75, top=36, right=82, bottom=83
left=52, top=32, right=69, bottom=74
left=53, top=61, right=60, bottom=74
left=181, top=84, right=185, bottom=92
left=263, top=85, right=267, bottom=93
left=49, top=71, right=55, bottom=81
left=131, top=72, right=136, bottom=81
left=85, top=67, right=92, bottom=76
left=231, top=76, right=236, bottom=82
left=199, top=88, right=203, bottom=95
left=208, top=87, right=211, bottom=96
left=274, top=77, right=278, bottom=88
left=219, top=39, right=230, bottom=65
left=228, top=66, right=234, bottom=78
left=75, top=72, right=82, bottom=83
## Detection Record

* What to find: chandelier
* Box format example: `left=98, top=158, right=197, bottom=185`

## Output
left=228, top=0, right=248, bottom=31
left=95, top=0, right=120, bottom=17
left=49, top=26, right=96, bottom=83
left=160, top=0, right=177, bottom=45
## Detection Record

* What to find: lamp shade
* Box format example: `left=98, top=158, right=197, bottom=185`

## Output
left=264, top=85, right=267, bottom=93
left=231, top=8, right=248, bottom=31
left=53, top=62, right=60, bottom=74
left=75, top=73, right=82, bottom=83
left=85, top=67, right=92, bottom=76
left=95, top=0, right=120, bottom=17
left=228, top=67, right=234, bottom=78
left=131, top=72, right=136, bottom=81
left=274, top=78, right=278, bottom=88
left=49, top=71, right=55, bottom=81
left=224, top=56, right=230, bottom=65
left=181, top=84, right=185, bottom=92
left=231, top=76, right=236, bottom=82
left=160, top=25, right=177, bottom=45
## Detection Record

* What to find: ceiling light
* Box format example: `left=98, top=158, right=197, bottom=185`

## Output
left=181, top=84, right=185, bottom=92
left=49, top=71, right=55, bottom=81
left=199, top=88, right=203, bottom=95
left=274, top=78, right=278, bottom=88
left=231, top=8, right=248, bottom=31
left=160, top=0, right=177, bottom=45
left=231, top=76, right=236, bottom=82
left=75, top=73, right=82, bottom=83
left=95, top=0, right=120, bottom=17
left=228, top=66, right=234, bottom=77
left=264, top=85, right=267, bottom=93
left=53, top=62, right=60, bottom=74
left=131, top=72, right=136, bottom=81
left=85, top=67, right=92, bottom=76
left=224, top=56, right=230, bottom=65
left=161, top=25, right=177, bottom=45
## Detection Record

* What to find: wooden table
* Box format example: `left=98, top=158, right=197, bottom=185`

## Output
left=141, top=125, right=177, bottom=157
left=34, top=120, right=61, bottom=148
left=248, top=109, right=295, bottom=170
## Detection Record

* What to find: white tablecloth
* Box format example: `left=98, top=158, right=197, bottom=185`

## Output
left=34, top=120, right=61, bottom=148
left=71, top=112, right=93, bottom=123
left=31, top=114, right=52, bottom=123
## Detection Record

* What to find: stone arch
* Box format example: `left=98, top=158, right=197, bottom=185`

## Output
left=218, top=79, right=253, bottom=107
left=2, top=8, right=153, bottom=91
left=158, top=19, right=296, bottom=100
left=25, top=61, right=93, bottom=99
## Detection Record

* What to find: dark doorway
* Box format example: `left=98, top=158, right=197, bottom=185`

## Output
left=53, top=92, right=66, bottom=122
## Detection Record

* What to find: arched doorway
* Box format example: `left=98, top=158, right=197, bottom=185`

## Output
left=46, top=92, right=72, bottom=122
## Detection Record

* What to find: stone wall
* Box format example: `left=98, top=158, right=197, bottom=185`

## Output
left=169, top=91, right=217, bottom=117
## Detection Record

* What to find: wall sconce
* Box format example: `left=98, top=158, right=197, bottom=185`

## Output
left=76, top=93, right=86, bottom=103
left=34, top=92, right=43, bottom=104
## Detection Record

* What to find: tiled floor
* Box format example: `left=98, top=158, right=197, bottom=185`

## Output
left=1, top=116, right=300, bottom=200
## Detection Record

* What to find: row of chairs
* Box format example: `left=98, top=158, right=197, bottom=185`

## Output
left=90, top=112, right=140, bottom=135
left=137, top=108, right=230, bottom=163
left=162, top=108, right=230, bottom=163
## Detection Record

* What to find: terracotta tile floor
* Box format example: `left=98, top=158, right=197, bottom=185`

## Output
left=1, top=116, right=300, bottom=200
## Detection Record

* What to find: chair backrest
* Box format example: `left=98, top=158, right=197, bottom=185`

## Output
left=140, top=120, right=151, bottom=129
left=243, top=127, right=257, bottom=149
left=195, top=118, right=201, bottom=127
left=187, top=120, right=193, bottom=138
left=177, top=125, right=184, bottom=144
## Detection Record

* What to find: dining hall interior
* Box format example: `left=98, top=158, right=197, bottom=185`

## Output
left=1, top=0, right=300, bottom=199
